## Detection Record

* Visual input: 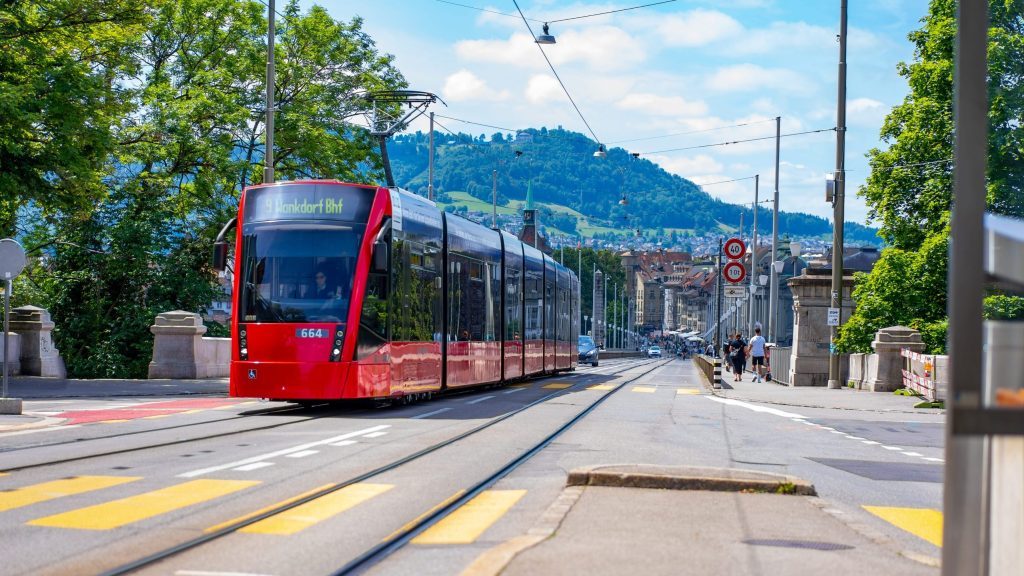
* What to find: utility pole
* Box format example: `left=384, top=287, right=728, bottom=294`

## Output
left=263, top=0, right=276, bottom=184
left=769, top=116, right=781, bottom=342
left=613, top=283, right=618, bottom=349
left=491, top=169, right=498, bottom=229
left=828, top=0, right=848, bottom=389
left=715, top=238, right=723, bottom=355
left=749, top=175, right=759, bottom=337
left=428, top=112, right=435, bottom=201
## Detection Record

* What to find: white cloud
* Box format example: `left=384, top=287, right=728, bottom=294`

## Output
left=847, top=97, right=889, bottom=126
left=616, top=93, right=708, bottom=117
left=454, top=26, right=645, bottom=70
left=706, top=64, right=815, bottom=94
left=647, top=9, right=744, bottom=47
left=525, top=74, right=563, bottom=104
left=442, top=69, right=509, bottom=102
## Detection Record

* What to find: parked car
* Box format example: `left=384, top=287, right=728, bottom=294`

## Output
left=647, top=345, right=662, bottom=358
left=578, top=335, right=599, bottom=366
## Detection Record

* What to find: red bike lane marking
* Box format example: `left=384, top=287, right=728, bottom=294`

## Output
left=55, top=398, right=244, bottom=425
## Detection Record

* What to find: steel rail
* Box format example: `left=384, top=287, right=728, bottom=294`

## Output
left=97, top=358, right=661, bottom=576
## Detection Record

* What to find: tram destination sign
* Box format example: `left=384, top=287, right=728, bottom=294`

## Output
left=245, top=184, right=375, bottom=223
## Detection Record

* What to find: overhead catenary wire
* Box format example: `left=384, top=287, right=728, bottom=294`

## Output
left=432, top=0, right=543, bottom=23
left=695, top=175, right=757, bottom=187
left=638, top=127, right=836, bottom=155
left=607, top=118, right=776, bottom=145
left=547, top=0, right=679, bottom=23
left=435, top=114, right=518, bottom=133
left=512, top=0, right=603, bottom=147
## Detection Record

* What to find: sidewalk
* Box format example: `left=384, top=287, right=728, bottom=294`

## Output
left=714, top=372, right=944, bottom=414
left=5, top=376, right=228, bottom=399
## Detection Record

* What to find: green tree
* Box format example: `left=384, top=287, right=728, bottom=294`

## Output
left=839, top=0, right=1024, bottom=353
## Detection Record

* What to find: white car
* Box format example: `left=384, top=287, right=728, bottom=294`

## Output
left=647, top=345, right=662, bottom=358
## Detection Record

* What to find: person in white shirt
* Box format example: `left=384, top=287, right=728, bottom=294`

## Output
left=746, top=327, right=767, bottom=383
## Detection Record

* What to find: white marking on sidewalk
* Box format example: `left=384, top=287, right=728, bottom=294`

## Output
left=901, top=451, right=923, bottom=457
left=704, top=396, right=806, bottom=419
left=285, top=450, right=319, bottom=459
left=467, top=395, right=495, bottom=405
left=503, top=388, right=525, bottom=395
left=362, top=431, right=388, bottom=438
left=330, top=440, right=357, bottom=447
left=412, top=408, right=451, bottom=419
left=233, top=462, right=275, bottom=472
left=178, top=425, right=390, bottom=478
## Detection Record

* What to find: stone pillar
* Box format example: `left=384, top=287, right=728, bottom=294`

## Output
left=9, top=306, right=66, bottom=378
left=787, top=268, right=855, bottom=387
left=1, top=332, right=20, bottom=376
left=865, top=326, right=925, bottom=392
left=148, top=311, right=211, bottom=379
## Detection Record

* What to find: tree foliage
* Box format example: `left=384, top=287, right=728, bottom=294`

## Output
left=10, top=0, right=405, bottom=377
left=840, top=0, right=1024, bottom=353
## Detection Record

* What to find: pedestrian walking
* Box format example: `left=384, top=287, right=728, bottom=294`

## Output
left=747, top=327, right=767, bottom=383
left=729, top=332, right=747, bottom=381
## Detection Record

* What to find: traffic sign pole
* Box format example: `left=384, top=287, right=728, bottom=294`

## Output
left=0, top=238, right=27, bottom=415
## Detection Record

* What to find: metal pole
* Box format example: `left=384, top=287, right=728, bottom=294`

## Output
left=614, top=284, right=618, bottom=348
left=827, top=0, right=848, bottom=389
left=263, top=0, right=275, bottom=184
left=715, top=238, right=723, bottom=356
left=943, top=1, right=988, bottom=574
left=428, top=112, right=435, bottom=201
left=2, top=279, right=9, bottom=398
left=769, top=116, right=781, bottom=342
left=749, top=175, right=759, bottom=337
left=492, top=169, right=498, bottom=229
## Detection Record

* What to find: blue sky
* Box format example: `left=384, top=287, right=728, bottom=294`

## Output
left=305, top=0, right=930, bottom=223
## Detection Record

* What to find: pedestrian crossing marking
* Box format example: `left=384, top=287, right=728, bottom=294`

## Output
left=542, top=383, right=572, bottom=389
left=29, top=479, right=259, bottom=530
left=205, top=484, right=336, bottom=533
left=0, top=476, right=140, bottom=513
left=240, top=483, right=393, bottom=535
left=412, top=490, right=526, bottom=545
left=631, top=386, right=657, bottom=393
left=587, top=384, right=614, bottom=391
left=863, top=506, right=943, bottom=547
left=676, top=388, right=701, bottom=395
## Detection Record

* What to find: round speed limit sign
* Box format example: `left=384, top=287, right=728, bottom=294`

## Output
left=723, top=261, right=746, bottom=284
left=723, top=237, right=746, bottom=260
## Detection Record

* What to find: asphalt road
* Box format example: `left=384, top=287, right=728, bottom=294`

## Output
left=0, top=358, right=943, bottom=576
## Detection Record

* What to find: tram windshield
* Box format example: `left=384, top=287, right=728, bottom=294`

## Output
left=238, top=223, right=365, bottom=323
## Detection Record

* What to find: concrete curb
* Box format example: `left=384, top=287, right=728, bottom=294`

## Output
left=709, top=388, right=945, bottom=414
left=0, top=414, right=68, bottom=434
left=566, top=464, right=817, bottom=496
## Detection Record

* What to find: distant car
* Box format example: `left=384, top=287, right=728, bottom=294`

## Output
left=647, top=345, right=662, bottom=358
left=578, top=335, right=599, bottom=366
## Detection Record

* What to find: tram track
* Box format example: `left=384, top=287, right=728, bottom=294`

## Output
left=96, top=357, right=667, bottom=576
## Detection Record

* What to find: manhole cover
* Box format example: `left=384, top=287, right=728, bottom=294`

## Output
left=743, top=539, right=854, bottom=551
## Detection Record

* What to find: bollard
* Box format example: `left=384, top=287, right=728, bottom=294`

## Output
left=712, top=357, right=722, bottom=389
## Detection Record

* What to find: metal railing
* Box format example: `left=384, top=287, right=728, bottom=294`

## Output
left=768, top=345, right=791, bottom=385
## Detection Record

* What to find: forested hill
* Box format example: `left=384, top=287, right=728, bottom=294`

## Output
left=387, top=127, right=879, bottom=244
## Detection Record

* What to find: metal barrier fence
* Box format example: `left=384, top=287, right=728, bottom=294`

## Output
left=768, top=346, right=792, bottom=385
left=901, top=347, right=946, bottom=402
left=694, top=354, right=721, bottom=388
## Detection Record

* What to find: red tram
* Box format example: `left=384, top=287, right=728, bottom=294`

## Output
left=213, top=180, right=580, bottom=402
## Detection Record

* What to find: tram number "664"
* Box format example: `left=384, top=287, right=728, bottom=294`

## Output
left=295, top=328, right=328, bottom=339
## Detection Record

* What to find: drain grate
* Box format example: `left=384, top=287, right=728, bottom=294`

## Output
left=743, top=539, right=853, bottom=551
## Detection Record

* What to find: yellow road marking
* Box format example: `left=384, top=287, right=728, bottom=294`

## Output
left=412, top=490, right=526, bottom=545
left=507, top=384, right=531, bottom=388
left=99, top=419, right=130, bottom=424
left=676, top=388, right=701, bottom=395
left=587, top=384, right=614, bottom=391
left=542, top=383, right=572, bottom=390
left=863, top=506, right=943, bottom=547
left=181, top=409, right=205, bottom=414
left=632, top=386, right=657, bottom=393
left=0, top=476, right=139, bottom=513
left=241, top=483, right=393, bottom=535
left=204, top=484, right=336, bottom=533
left=142, top=414, right=171, bottom=420
left=383, top=489, right=467, bottom=542
left=29, top=479, right=258, bottom=530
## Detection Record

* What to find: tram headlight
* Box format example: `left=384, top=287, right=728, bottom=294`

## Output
left=238, top=324, right=248, bottom=360
left=329, top=324, right=344, bottom=362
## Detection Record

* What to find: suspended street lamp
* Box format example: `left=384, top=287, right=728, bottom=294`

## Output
left=593, top=144, right=607, bottom=158
left=535, top=22, right=556, bottom=44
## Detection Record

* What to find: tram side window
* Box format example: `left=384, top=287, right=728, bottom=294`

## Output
left=357, top=237, right=389, bottom=358
left=393, top=241, right=440, bottom=342
left=524, top=271, right=542, bottom=340
left=505, top=267, right=521, bottom=340
left=544, top=279, right=555, bottom=340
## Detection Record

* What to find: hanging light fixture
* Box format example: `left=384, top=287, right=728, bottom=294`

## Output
left=535, top=22, right=556, bottom=44
left=619, top=195, right=629, bottom=205
left=593, top=144, right=607, bottom=158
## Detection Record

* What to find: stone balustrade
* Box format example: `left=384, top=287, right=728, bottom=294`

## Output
left=148, top=311, right=229, bottom=379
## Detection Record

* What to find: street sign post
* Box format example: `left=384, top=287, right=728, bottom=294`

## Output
left=0, top=238, right=26, bottom=412
left=827, top=307, right=840, bottom=326
left=723, top=261, right=746, bottom=284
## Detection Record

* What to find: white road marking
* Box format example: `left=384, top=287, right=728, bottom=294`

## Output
left=830, top=430, right=845, bottom=435
left=233, top=462, right=275, bottom=472
left=901, top=451, right=923, bottom=457
left=412, top=408, right=451, bottom=419
left=330, top=440, right=358, bottom=447
left=704, top=396, right=806, bottom=419
left=882, top=446, right=904, bottom=451
left=845, top=436, right=866, bottom=441
left=503, top=388, right=525, bottom=395
left=0, top=424, right=83, bottom=438
left=819, top=427, right=836, bottom=431
left=361, top=431, right=388, bottom=438
left=467, top=395, right=495, bottom=405
left=178, top=425, right=390, bottom=478
left=861, top=440, right=881, bottom=445
left=285, top=450, right=319, bottom=458
left=923, top=457, right=945, bottom=463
